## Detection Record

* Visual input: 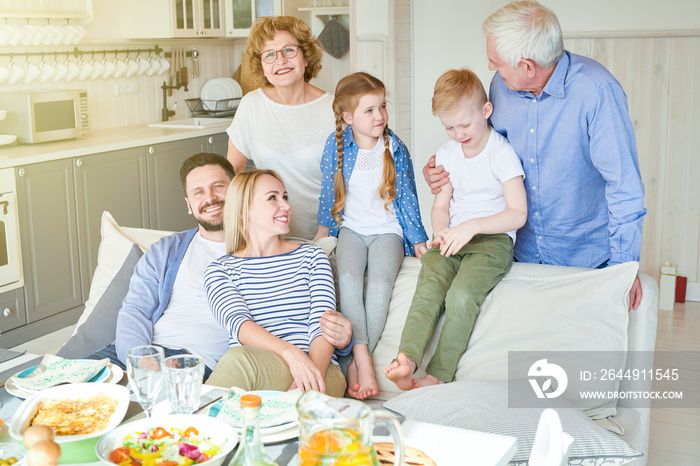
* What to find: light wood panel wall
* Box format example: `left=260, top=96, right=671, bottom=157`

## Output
left=564, top=36, right=700, bottom=282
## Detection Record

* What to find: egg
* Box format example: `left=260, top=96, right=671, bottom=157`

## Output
left=27, top=441, right=61, bottom=466
left=22, top=425, right=54, bottom=449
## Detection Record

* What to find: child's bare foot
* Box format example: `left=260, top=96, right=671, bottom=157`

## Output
left=346, top=358, right=361, bottom=398
left=351, top=345, right=379, bottom=400
left=413, top=373, right=446, bottom=388
left=383, top=353, right=417, bottom=390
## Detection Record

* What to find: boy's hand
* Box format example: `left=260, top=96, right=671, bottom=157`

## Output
left=423, top=155, right=450, bottom=194
left=428, top=228, right=449, bottom=249
left=413, top=242, right=427, bottom=258
left=439, top=221, right=478, bottom=257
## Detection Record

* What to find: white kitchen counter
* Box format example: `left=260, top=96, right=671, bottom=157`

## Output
left=0, top=123, right=231, bottom=169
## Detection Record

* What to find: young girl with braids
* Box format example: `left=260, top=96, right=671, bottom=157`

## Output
left=315, top=72, right=428, bottom=399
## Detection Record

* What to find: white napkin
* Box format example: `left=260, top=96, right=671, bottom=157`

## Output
left=10, top=354, right=109, bottom=391
left=529, top=409, right=574, bottom=466
left=216, top=387, right=302, bottom=428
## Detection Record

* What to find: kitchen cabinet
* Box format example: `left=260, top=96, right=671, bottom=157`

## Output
left=74, top=148, right=149, bottom=294
left=119, top=0, right=224, bottom=38
left=225, top=0, right=283, bottom=38
left=147, top=132, right=228, bottom=232
left=16, top=159, right=83, bottom=325
left=0, top=288, right=26, bottom=334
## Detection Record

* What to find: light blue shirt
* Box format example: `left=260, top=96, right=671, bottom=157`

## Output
left=317, top=126, right=428, bottom=256
left=489, top=51, right=646, bottom=267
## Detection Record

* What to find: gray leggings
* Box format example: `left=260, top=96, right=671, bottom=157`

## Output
left=335, top=227, right=404, bottom=353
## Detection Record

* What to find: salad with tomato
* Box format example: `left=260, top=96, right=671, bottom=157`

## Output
left=109, top=426, right=222, bottom=466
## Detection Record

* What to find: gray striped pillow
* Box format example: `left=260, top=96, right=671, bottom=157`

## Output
left=383, top=380, right=642, bottom=465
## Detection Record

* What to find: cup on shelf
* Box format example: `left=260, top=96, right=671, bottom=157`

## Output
left=113, top=57, right=128, bottom=78
left=62, top=24, right=79, bottom=45
left=65, top=58, right=81, bottom=81
left=136, top=56, right=150, bottom=75
left=38, top=60, right=56, bottom=83
left=145, top=56, right=161, bottom=76
left=20, top=24, right=38, bottom=46
left=77, top=58, right=93, bottom=80
left=23, top=61, right=41, bottom=84
left=0, top=23, right=21, bottom=46
left=52, top=59, right=68, bottom=82
left=0, top=64, right=11, bottom=85
left=42, top=24, right=60, bottom=45
left=157, top=56, right=170, bottom=75
left=30, top=24, right=48, bottom=46
left=73, top=24, right=86, bottom=43
left=7, top=62, right=25, bottom=85
left=50, top=24, right=66, bottom=45
left=124, top=58, right=139, bottom=78
left=101, top=58, right=116, bottom=79
left=89, top=58, right=104, bottom=80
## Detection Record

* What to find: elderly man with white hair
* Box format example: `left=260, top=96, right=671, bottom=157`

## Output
left=424, top=1, right=646, bottom=309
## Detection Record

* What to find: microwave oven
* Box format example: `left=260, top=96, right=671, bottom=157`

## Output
left=0, top=90, right=89, bottom=144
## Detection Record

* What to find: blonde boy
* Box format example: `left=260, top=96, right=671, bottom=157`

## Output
left=385, top=69, right=527, bottom=389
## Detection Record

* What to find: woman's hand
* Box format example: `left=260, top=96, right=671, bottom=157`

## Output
left=423, top=155, right=450, bottom=194
left=319, top=309, right=352, bottom=348
left=281, top=345, right=327, bottom=393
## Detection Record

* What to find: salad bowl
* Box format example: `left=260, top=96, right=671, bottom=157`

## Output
left=95, top=414, right=239, bottom=466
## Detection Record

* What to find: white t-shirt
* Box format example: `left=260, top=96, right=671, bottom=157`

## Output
left=152, top=232, right=230, bottom=369
left=435, top=128, right=525, bottom=242
left=342, top=138, right=402, bottom=237
left=226, top=89, right=335, bottom=240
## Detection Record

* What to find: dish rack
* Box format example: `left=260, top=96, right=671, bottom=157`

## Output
left=185, top=97, right=241, bottom=117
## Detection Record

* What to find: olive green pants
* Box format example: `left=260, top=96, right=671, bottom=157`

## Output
left=205, top=346, right=347, bottom=398
left=398, top=233, right=513, bottom=382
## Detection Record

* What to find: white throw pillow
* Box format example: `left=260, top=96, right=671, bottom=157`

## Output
left=73, top=212, right=173, bottom=335
left=374, top=261, right=638, bottom=421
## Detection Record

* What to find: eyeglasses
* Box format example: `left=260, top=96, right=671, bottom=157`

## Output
left=260, top=44, right=301, bottom=64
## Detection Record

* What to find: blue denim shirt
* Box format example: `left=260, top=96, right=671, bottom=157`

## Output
left=489, top=51, right=646, bottom=267
left=317, top=126, right=428, bottom=256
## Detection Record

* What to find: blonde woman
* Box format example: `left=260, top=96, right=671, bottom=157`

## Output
left=204, top=169, right=346, bottom=396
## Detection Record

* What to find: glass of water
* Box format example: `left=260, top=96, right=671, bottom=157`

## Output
left=163, top=354, right=205, bottom=414
left=126, top=345, right=165, bottom=417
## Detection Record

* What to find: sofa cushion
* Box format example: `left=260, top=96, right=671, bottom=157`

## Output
left=383, top=380, right=643, bottom=465
left=373, top=260, right=638, bottom=422
left=57, top=243, right=143, bottom=358
left=72, top=211, right=172, bottom=335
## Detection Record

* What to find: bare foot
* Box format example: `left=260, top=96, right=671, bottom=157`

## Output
left=350, top=345, right=379, bottom=400
left=383, top=353, right=417, bottom=391
left=346, top=358, right=361, bottom=398
left=413, top=373, right=446, bottom=388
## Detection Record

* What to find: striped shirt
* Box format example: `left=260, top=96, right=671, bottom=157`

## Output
left=204, top=244, right=337, bottom=364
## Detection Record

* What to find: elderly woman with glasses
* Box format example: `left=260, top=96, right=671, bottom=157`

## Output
left=225, top=16, right=333, bottom=241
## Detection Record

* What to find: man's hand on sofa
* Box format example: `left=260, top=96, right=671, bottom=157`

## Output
left=629, top=275, right=643, bottom=311
left=320, top=309, right=352, bottom=349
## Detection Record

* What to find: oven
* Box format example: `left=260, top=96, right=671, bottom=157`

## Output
left=0, top=168, right=23, bottom=294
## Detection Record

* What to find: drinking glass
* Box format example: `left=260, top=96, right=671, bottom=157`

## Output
left=163, top=354, right=204, bottom=414
left=126, top=345, right=165, bottom=417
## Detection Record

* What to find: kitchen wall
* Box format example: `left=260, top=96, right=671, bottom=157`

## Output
left=0, top=41, right=246, bottom=131
left=412, top=0, right=700, bottom=283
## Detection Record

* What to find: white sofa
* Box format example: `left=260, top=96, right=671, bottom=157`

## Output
left=64, top=212, right=658, bottom=466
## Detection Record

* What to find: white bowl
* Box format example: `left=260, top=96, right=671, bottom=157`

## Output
left=9, top=383, right=130, bottom=444
left=95, top=414, right=239, bottom=466
left=0, top=443, right=28, bottom=466
left=0, top=135, right=17, bottom=146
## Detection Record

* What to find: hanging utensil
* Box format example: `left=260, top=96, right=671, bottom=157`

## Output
left=168, top=48, right=175, bottom=95
left=182, top=48, right=188, bottom=87
left=174, top=47, right=181, bottom=87
left=192, top=48, right=200, bottom=78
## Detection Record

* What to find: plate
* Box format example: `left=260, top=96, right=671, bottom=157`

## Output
left=9, top=383, right=131, bottom=444
left=95, top=414, right=238, bottom=465
left=5, top=362, right=122, bottom=399
left=0, top=135, right=17, bottom=146
left=201, top=78, right=234, bottom=112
